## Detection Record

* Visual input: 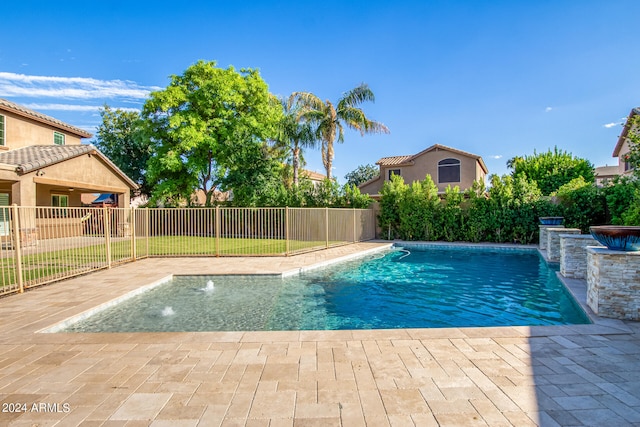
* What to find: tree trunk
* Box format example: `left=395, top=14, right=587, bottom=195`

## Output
left=293, top=146, right=300, bottom=186
left=322, top=140, right=332, bottom=180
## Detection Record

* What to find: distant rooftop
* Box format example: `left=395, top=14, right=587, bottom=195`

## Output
left=375, top=144, right=488, bottom=174
left=0, top=98, right=92, bottom=139
left=613, top=107, right=640, bottom=157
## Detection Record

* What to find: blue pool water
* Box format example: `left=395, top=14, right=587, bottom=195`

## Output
left=63, top=246, right=590, bottom=332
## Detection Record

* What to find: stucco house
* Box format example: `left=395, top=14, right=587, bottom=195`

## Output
left=301, top=169, right=326, bottom=186
left=358, top=144, right=488, bottom=198
left=612, top=107, right=639, bottom=177
left=594, top=165, right=620, bottom=187
left=0, top=98, right=137, bottom=209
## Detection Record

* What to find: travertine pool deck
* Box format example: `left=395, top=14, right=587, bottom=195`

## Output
left=1, top=241, right=639, bottom=426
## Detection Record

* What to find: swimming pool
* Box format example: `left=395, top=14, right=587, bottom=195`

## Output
left=61, top=244, right=590, bottom=332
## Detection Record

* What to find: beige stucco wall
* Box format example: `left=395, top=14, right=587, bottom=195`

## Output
left=617, top=139, right=630, bottom=174
left=0, top=109, right=84, bottom=150
left=359, top=175, right=383, bottom=195
left=360, top=148, right=486, bottom=195
left=0, top=153, right=132, bottom=207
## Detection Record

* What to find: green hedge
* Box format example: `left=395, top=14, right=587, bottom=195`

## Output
left=378, top=174, right=638, bottom=243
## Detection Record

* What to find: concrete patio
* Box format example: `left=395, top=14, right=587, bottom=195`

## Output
left=0, top=242, right=639, bottom=426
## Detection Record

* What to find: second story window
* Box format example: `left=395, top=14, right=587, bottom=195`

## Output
left=438, top=158, right=461, bottom=183
left=388, top=169, right=401, bottom=180
left=54, top=131, right=65, bottom=145
left=0, top=115, right=5, bottom=146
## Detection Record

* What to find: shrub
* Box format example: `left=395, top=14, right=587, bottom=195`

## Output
left=603, top=176, right=640, bottom=225
left=397, top=177, right=440, bottom=240
left=554, top=177, right=607, bottom=231
left=378, top=174, right=407, bottom=239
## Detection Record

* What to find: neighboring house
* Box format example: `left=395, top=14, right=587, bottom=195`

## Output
left=359, top=144, right=488, bottom=198
left=612, top=107, right=639, bottom=177
left=594, top=165, right=620, bottom=187
left=300, top=169, right=326, bottom=186
left=0, top=98, right=137, bottom=209
left=191, top=189, right=231, bottom=206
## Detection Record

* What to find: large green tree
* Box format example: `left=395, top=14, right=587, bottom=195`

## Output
left=93, top=105, right=151, bottom=196
left=141, top=60, right=282, bottom=206
left=507, top=147, right=595, bottom=195
left=291, top=84, right=389, bottom=180
left=344, top=163, right=378, bottom=187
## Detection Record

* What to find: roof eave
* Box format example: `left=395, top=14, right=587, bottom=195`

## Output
left=0, top=98, right=93, bottom=139
left=613, top=108, right=639, bottom=157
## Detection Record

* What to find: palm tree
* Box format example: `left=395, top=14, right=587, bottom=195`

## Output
left=272, top=96, right=317, bottom=187
left=291, top=83, right=390, bottom=180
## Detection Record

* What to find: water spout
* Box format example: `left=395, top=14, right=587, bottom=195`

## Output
left=203, top=280, right=215, bottom=292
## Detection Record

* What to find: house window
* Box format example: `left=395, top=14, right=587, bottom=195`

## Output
left=53, top=131, right=65, bottom=145
left=52, top=194, right=69, bottom=207
left=388, top=169, right=401, bottom=180
left=0, top=114, right=5, bottom=146
left=438, top=158, right=461, bottom=183
left=0, top=193, right=8, bottom=237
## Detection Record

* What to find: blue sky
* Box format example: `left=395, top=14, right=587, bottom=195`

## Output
left=2, top=0, right=639, bottom=183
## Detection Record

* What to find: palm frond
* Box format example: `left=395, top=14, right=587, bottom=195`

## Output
left=289, top=91, right=325, bottom=112
left=338, top=107, right=390, bottom=136
left=337, top=83, right=375, bottom=110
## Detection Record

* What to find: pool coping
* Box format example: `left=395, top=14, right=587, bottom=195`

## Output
left=38, top=275, right=175, bottom=333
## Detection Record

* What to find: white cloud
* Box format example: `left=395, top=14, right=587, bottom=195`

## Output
left=23, top=103, right=140, bottom=113
left=603, top=122, right=620, bottom=129
left=545, top=107, right=553, bottom=112
left=488, top=155, right=503, bottom=160
left=0, top=72, right=160, bottom=100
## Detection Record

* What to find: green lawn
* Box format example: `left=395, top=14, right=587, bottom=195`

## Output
left=0, top=236, right=346, bottom=290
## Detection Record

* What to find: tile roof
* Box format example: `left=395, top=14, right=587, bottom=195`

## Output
left=0, top=144, right=138, bottom=188
left=376, top=155, right=413, bottom=166
left=301, top=169, right=326, bottom=181
left=595, top=165, right=620, bottom=177
left=0, top=98, right=92, bottom=138
left=375, top=144, right=489, bottom=174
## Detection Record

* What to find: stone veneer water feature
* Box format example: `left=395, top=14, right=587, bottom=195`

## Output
left=560, top=234, right=601, bottom=279
left=546, top=228, right=581, bottom=262
left=587, top=247, right=640, bottom=321
left=539, top=225, right=564, bottom=250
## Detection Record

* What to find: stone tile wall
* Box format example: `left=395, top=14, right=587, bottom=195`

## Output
left=546, top=228, right=581, bottom=262
left=560, top=234, right=601, bottom=279
left=587, top=247, right=640, bottom=320
left=539, top=225, right=564, bottom=249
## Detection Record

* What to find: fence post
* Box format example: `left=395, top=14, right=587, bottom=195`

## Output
left=11, top=204, right=24, bottom=293
left=131, top=207, right=136, bottom=261
left=285, top=207, right=290, bottom=256
left=145, top=208, right=150, bottom=257
left=371, top=208, right=376, bottom=240
left=353, top=208, right=357, bottom=243
left=215, top=205, right=220, bottom=257
left=325, top=207, right=329, bottom=248
left=104, top=206, right=112, bottom=268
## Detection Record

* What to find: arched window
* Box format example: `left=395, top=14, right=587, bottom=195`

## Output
left=438, top=158, right=460, bottom=183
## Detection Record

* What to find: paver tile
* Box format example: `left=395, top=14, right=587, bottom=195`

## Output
left=0, top=243, right=639, bottom=425
left=110, top=392, right=172, bottom=420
